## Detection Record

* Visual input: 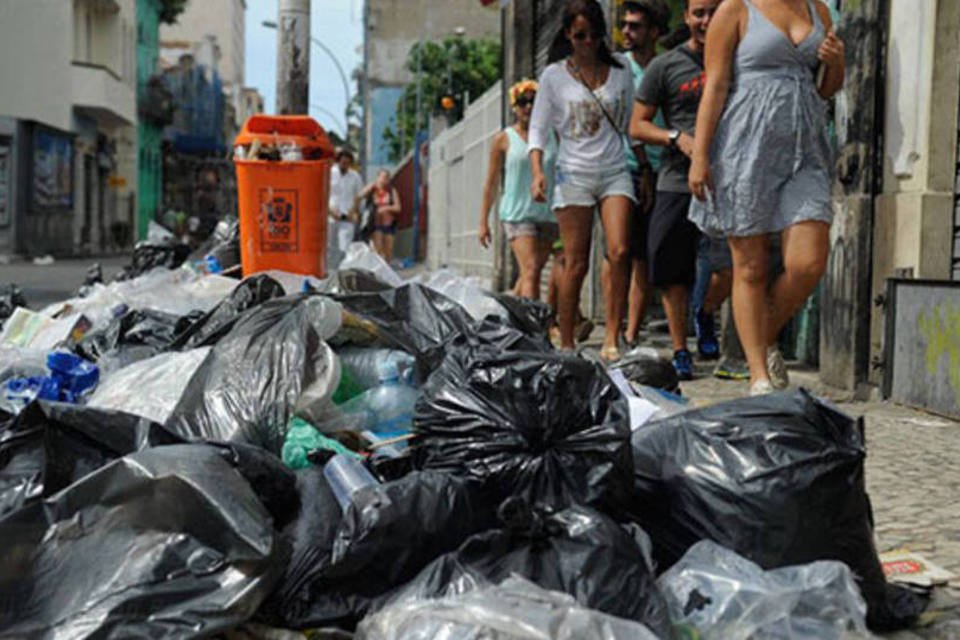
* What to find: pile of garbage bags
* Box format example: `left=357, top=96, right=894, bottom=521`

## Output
left=0, top=242, right=925, bottom=638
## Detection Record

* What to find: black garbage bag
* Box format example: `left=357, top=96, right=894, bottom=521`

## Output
left=165, top=295, right=342, bottom=453
left=115, top=240, right=191, bottom=281
left=337, top=268, right=395, bottom=293
left=258, top=470, right=496, bottom=630
left=387, top=499, right=672, bottom=636
left=0, top=284, right=27, bottom=328
left=0, top=444, right=286, bottom=638
left=75, top=307, right=186, bottom=365
left=0, top=401, right=182, bottom=518
left=413, top=348, right=633, bottom=513
left=459, top=316, right=552, bottom=355
left=488, top=292, right=554, bottom=338
left=610, top=352, right=681, bottom=393
left=630, top=389, right=925, bottom=632
left=212, top=441, right=300, bottom=530
left=333, top=283, right=478, bottom=376
left=170, top=274, right=287, bottom=350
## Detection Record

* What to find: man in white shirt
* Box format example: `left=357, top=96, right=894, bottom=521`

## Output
left=328, top=148, right=364, bottom=256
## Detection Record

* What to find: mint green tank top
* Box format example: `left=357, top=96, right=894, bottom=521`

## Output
left=498, top=127, right=557, bottom=224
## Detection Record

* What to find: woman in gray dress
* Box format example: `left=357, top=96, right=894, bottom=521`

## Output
left=687, top=0, right=845, bottom=395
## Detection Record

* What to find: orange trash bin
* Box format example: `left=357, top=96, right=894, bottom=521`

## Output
left=233, top=115, right=335, bottom=277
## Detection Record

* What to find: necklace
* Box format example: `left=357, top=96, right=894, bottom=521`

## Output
left=567, top=57, right=604, bottom=89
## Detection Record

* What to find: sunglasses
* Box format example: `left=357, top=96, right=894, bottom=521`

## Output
left=570, top=30, right=602, bottom=41
left=514, top=96, right=535, bottom=107
left=620, top=20, right=646, bottom=31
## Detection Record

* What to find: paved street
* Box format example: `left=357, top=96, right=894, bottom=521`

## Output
left=3, top=256, right=130, bottom=310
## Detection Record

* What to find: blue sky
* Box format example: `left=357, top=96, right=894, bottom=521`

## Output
left=245, top=0, right=363, bottom=136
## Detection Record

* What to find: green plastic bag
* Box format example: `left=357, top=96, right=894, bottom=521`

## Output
left=281, top=417, right=361, bottom=470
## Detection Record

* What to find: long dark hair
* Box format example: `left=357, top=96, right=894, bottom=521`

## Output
left=547, top=0, right=623, bottom=68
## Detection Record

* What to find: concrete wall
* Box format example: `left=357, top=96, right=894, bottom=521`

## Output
left=0, top=1, right=74, bottom=131
left=870, top=0, right=960, bottom=383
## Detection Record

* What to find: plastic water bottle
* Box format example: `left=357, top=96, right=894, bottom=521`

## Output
left=323, top=453, right=378, bottom=511
left=362, top=359, right=418, bottom=436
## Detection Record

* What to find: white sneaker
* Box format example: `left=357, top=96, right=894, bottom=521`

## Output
left=766, top=347, right=789, bottom=390
left=750, top=379, right=774, bottom=396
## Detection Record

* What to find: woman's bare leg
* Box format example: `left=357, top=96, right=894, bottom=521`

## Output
left=554, top=206, right=594, bottom=349
left=728, top=234, right=772, bottom=384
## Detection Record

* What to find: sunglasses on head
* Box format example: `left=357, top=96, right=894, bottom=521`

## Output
left=620, top=19, right=646, bottom=31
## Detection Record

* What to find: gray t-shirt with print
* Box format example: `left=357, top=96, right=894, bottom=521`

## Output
left=636, top=44, right=705, bottom=193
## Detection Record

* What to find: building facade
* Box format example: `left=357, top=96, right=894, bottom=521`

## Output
left=160, top=0, right=246, bottom=135
left=0, top=0, right=138, bottom=256
left=238, top=87, right=265, bottom=128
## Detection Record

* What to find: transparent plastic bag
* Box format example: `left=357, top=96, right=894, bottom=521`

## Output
left=657, top=541, right=871, bottom=640
left=86, top=348, right=212, bottom=424
left=423, top=269, right=508, bottom=322
left=339, top=242, right=404, bottom=287
left=43, top=269, right=236, bottom=333
left=357, top=576, right=661, bottom=640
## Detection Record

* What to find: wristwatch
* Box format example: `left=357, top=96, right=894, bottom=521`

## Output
left=667, top=129, right=681, bottom=148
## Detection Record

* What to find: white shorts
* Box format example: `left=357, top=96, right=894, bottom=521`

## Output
left=552, top=166, right=636, bottom=210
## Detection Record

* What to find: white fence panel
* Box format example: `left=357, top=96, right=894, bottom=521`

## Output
left=428, top=83, right=503, bottom=284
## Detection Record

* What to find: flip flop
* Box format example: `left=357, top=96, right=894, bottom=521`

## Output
left=599, top=345, right=621, bottom=363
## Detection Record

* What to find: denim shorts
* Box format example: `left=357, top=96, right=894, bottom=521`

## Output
left=502, top=221, right=559, bottom=242
left=552, top=165, right=637, bottom=210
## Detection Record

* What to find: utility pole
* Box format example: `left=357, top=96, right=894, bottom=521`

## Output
left=276, top=0, right=310, bottom=114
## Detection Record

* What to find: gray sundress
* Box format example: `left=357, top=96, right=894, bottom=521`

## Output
left=688, top=0, right=834, bottom=237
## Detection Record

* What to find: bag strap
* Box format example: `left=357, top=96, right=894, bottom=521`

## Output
left=569, top=60, right=623, bottom=136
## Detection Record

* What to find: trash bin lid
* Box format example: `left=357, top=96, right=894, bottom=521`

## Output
left=234, top=115, right=335, bottom=157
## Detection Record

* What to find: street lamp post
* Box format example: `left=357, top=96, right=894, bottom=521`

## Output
left=263, top=20, right=351, bottom=142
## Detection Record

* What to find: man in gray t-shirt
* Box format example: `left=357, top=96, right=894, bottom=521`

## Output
left=628, top=0, right=720, bottom=381
left=635, top=44, right=704, bottom=193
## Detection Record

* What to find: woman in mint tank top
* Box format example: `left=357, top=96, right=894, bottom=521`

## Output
left=479, top=79, right=558, bottom=300
left=687, top=0, right=845, bottom=395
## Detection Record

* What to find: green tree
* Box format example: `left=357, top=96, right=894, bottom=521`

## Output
left=382, top=37, right=500, bottom=162
left=159, top=0, right=189, bottom=24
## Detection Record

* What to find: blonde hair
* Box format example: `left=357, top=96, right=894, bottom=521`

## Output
left=509, top=79, right=539, bottom=106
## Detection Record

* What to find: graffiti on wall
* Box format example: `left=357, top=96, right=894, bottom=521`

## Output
left=918, top=302, right=960, bottom=406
